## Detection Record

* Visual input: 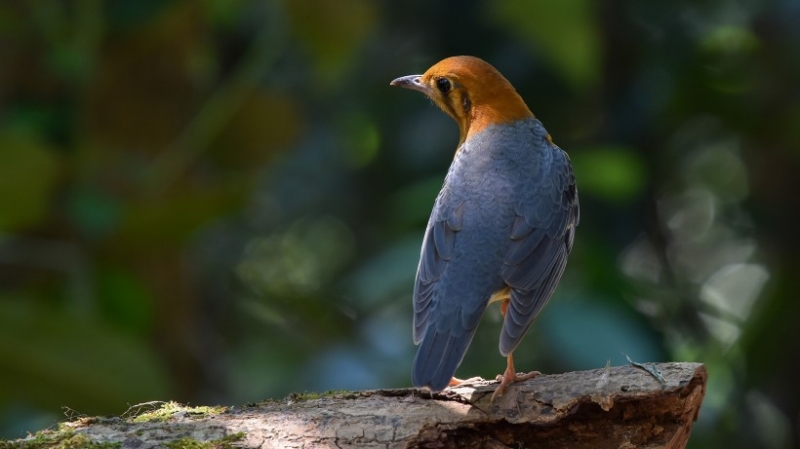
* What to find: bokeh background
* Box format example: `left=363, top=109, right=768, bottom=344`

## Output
left=1, top=0, right=798, bottom=447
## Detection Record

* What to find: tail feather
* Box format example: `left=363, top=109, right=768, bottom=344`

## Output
left=412, top=325, right=476, bottom=391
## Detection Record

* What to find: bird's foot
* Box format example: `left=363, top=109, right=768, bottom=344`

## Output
left=492, top=369, right=540, bottom=400
left=448, top=376, right=484, bottom=387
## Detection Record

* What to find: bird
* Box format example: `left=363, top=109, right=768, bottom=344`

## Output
left=390, top=56, right=579, bottom=398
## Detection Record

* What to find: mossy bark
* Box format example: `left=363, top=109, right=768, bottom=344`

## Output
left=3, top=362, right=707, bottom=449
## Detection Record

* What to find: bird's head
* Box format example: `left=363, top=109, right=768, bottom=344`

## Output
left=391, top=56, right=533, bottom=147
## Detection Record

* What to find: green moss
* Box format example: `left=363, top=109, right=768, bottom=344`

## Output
left=129, top=402, right=227, bottom=423
left=287, top=389, right=351, bottom=401
left=164, top=433, right=245, bottom=449
left=0, top=425, right=244, bottom=449
left=0, top=429, right=120, bottom=449
left=0, top=403, right=242, bottom=449
left=163, top=439, right=208, bottom=449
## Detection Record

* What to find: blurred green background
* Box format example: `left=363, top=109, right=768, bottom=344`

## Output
left=0, top=0, right=798, bottom=447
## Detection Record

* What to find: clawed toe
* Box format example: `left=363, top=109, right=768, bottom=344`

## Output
left=448, top=376, right=485, bottom=387
left=492, top=370, right=541, bottom=400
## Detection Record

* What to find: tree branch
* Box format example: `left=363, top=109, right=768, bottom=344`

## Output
left=11, top=362, right=707, bottom=448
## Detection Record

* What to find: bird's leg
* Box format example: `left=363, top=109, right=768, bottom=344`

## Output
left=492, top=353, right=540, bottom=399
left=492, top=299, right=541, bottom=400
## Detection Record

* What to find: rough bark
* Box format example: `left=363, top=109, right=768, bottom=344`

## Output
left=19, top=362, right=707, bottom=448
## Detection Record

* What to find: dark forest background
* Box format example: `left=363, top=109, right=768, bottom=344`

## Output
left=1, top=1, right=799, bottom=447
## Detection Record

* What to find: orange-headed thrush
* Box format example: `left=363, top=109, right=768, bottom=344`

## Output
left=391, top=56, right=579, bottom=397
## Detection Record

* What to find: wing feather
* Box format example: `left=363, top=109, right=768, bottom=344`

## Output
left=413, top=203, right=464, bottom=344
left=498, top=149, right=579, bottom=355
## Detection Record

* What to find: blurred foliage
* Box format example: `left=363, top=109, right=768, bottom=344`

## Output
left=0, top=0, right=798, bottom=448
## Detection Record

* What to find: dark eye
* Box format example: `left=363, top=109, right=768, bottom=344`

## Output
left=436, top=78, right=451, bottom=94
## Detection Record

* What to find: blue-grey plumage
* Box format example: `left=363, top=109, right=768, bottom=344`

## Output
left=411, top=118, right=579, bottom=391
left=391, top=56, right=579, bottom=396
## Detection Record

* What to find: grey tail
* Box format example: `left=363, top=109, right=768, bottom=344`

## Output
left=411, top=326, right=474, bottom=391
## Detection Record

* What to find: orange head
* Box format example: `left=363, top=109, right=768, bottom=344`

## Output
left=391, top=56, right=533, bottom=147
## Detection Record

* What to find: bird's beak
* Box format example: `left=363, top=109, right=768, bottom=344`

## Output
left=390, top=75, right=428, bottom=94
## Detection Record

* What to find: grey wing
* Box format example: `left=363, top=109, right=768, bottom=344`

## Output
left=498, top=150, right=579, bottom=355
left=413, top=202, right=464, bottom=344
